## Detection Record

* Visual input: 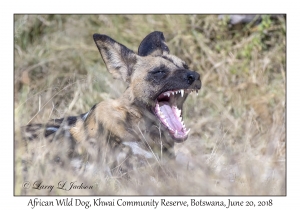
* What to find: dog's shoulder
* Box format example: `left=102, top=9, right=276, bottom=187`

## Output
left=72, top=98, right=142, bottom=142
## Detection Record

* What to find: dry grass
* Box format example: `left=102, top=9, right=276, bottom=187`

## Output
left=14, top=14, right=286, bottom=195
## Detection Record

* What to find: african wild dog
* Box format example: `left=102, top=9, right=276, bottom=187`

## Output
left=23, top=31, right=201, bottom=174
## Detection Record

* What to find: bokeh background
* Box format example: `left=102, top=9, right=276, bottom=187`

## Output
left=14, top=14, right=286, bottom=195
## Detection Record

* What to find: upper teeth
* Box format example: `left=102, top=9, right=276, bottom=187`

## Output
left=181, top=89, right=184, bottom=97
left=163, top=89, right=185, bottom=97
left=162, top=89, right=199, bottom=98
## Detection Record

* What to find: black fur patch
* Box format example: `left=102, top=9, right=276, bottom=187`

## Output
left=182, top=63, right=189, bottom=69
left=138, top=31, right=170, bottom=56
left=25, top=124, right=42, bottom=132
left=84, top=104, right=97, bottom=122
left=98, top=122, right=104, bottom=135
left=44, top=126, right=60, bottom=137
left=65, top=116, right=78, bottom=126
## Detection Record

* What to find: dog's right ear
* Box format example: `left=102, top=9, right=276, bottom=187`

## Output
left=93, top=34, right=137, bottom=83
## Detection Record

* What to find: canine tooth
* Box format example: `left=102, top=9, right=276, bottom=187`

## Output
left=167, top=92, right=170, bottom=97
left=181, top=89, right=184, bottom=97
left=175, top=130, right=178, bottom=136
left=171, top=92, right=174, bottom=95
left=186, top=129, right=190, bottom=134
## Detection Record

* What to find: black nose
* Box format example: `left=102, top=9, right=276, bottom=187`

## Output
left=186, top=72, right=200, bottom=85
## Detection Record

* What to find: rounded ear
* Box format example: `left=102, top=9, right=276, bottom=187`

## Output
left=93, top=34, right=138, bottom=83
left=138, top=31, right=170, bottom=56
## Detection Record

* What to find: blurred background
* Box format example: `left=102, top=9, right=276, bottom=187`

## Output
left=14, top=14, right=286, bottom=195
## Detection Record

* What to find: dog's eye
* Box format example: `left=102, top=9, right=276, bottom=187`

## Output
left=152, top=70, right=166, bottom=75
left=150, top=66, right=169, bottom=78
left=151, top=67, right=168, bottom=75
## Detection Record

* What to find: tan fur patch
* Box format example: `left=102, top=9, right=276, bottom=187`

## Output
left=69, top=119, right=85, bottom=143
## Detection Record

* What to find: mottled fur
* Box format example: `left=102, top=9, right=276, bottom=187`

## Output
left=23, top=31, right=201, bottom=175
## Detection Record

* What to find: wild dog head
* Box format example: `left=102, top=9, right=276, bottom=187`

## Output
left=93, top=31, right=201, bottom=143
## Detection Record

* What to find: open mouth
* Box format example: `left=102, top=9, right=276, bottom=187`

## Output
left=154, top=88, right=198, bottom=142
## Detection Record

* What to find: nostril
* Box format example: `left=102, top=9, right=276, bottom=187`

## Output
left=187, top=73, right=195, bottom=84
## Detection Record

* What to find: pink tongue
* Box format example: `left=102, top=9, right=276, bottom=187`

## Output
left=159, top=102, right=183, bottom=132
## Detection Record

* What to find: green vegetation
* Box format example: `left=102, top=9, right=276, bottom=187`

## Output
left=14, top=15, right=285, bottom=195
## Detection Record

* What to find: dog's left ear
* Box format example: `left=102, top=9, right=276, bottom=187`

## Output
left=93, top=34, right=137, bottom=83
left=138, top=31, right=170, bottom=56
